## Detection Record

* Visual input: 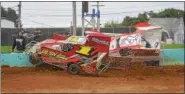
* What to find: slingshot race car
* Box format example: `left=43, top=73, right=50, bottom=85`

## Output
left=27, top=34, right=111, bottom=75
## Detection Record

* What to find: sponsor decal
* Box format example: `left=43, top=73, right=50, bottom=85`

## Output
left=119, top=34, right=141, bottom=47
left=56, top=54, right=68, bottom=60
left=41, top=49, right=68, bottom=60
left=92, top=38, right=109, bottom=46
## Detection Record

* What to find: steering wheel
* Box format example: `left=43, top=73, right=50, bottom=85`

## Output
left=62, top=43, right=74, bottom=52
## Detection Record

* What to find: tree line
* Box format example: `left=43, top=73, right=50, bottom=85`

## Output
left=104, top=8, right=185, bottom=28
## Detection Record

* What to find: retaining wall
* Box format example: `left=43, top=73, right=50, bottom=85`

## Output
left=1, top=49, right=184, bottom=67
left=161, top=49, right=184, bottom=65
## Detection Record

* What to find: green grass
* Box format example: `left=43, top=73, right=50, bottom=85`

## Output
left=1, top=45, right=30, bottom=54
left=162, top=44, right=184, bottom=49
left=1, top=46, right=11, bottom=54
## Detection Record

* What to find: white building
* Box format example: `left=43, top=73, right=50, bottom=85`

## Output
left=1, top=19, right=15, bottom=28
left=149, top=18, right=184, bottom=44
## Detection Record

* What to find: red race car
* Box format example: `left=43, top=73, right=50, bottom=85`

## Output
left=28, top=33, right=111, bottom=75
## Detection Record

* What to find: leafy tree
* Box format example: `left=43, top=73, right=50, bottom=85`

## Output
left=104, top=8, right=184, bottom=27
left=1, top=6, right=18, bottom=27
left=1, top=7, right=7, bottom=17
left=150, top=8, right=184, bottom=18
left=6, top=8, right=18, bottom=27
left=104, top=20, right=123, bottom=28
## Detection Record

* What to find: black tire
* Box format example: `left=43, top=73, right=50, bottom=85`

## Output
left=68, top=63, right=81, bottom=75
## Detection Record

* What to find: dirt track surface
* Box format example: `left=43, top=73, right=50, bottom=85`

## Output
left=1, top=65, right=184, bottom=93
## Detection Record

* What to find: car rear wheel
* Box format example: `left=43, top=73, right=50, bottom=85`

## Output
left=68, top=64, right=81, bottom=75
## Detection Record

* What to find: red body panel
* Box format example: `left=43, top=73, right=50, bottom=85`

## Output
left=53, top=33, right=67, bottom=40
left=86, top=34, right=111, bottom=53
left=39, top=33, right=111, bottom=73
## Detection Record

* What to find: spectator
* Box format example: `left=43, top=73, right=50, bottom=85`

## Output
left=12, top=31, right=26, bottom=52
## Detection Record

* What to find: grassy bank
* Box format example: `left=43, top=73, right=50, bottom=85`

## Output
left=1, top=46, right=11, bottom=54
left=161, top=44, right=184, bottom=49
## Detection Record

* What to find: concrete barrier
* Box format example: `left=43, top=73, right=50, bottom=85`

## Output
left=161, top=49, right=184, bottom=65
left=0, top=49, right=184, bottom=67
left=1, top=53, right=34, bottom=67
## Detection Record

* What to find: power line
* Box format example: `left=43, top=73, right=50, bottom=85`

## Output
left=22, top=9, right=73, bottom=12
left=101, top=3, right=183, bottom=10
left=20, top=3, right=182, bottom=12
left=101, top=10, right=161, bottom=15
left=22, top=9, right=163, bottom=18
left=22, top=17, right=57, bottom=27
left=23, top=13, right=73, bottom=17
left=19, top=2, right=183, bottom=27
left=21, top=3, right=183, bottom=17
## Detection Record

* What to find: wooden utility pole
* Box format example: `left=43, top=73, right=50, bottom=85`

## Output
left=18, top=1, right=22, bottom=30
left=0, top=2, right=2, bottom=55
left=97, top=1, right=100, bottom=32
left=81, top=2, right=85, bottom=36
left=72, top=1, right=77, bottom=36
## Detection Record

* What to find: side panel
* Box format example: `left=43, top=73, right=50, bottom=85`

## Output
left=141, top=28, right=162, bottom=49
left=119, top=33, right=141, bottom=48
left=86, top=35, right=111, bottom=53
left=109, top=37, right=118, bottom=51
left=40, top=47, right=69, bottom=63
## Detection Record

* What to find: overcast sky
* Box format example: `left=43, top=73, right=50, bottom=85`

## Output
left=1, top=2, right=184, bottom=28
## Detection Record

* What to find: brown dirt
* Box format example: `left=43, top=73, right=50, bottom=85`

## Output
left=1, top=65, right=184, bottom=93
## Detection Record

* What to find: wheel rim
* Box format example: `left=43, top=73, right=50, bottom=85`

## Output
left=71, top=67, right=77, bottom=72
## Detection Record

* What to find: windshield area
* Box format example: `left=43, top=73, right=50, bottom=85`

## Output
left=65, top=36, right=87, bottom=45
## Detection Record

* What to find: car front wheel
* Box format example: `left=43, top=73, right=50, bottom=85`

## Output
left=68, top=63, right=81, bottom=75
